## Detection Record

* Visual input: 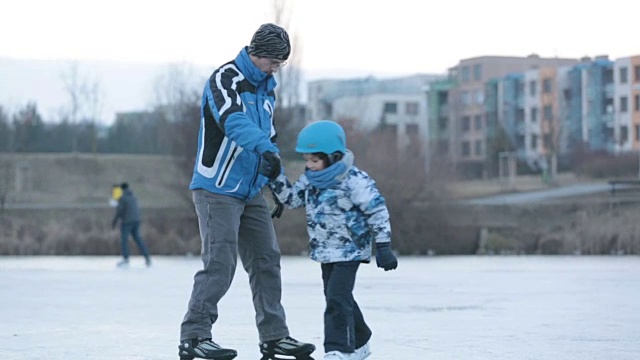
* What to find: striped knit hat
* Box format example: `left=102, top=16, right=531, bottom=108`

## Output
left=248, top=23, right=291, bottom=61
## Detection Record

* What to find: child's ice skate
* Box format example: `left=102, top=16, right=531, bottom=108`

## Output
left=178, top=337, right=237, bottom=360
left=322, top=350, right=354, bottom=360
left=354, top=341, right=371, bottom=360
left=259, top=336, right=316, bottom=360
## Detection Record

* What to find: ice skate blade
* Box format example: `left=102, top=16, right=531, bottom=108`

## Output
left=259, top=354, right=314, bottom=360
left=180, top=352, right=237, bottom=360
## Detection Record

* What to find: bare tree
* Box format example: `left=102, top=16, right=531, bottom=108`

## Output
left=271, top=0, right=302, bottom=108
left=60, top=62, right=104, bottom=152
left=0, top=156, right=14, bottom=214
left=270, top=0, right=306, bottom=159
left=150, top=63, right=203, bottom=206
left=152, top=62, right=202, bottom=122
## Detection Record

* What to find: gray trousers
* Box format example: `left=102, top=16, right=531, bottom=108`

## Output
left=180, top=189, right=289, bottom=342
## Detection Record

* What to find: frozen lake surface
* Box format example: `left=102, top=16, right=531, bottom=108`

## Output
left=1, top=256, right=639, bottom=360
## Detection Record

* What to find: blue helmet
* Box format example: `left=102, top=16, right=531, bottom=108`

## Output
left=296, top=120, right=346, bottom=155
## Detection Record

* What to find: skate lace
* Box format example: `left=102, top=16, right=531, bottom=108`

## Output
left=197, top=338, right=221, bottom=349
left=280, top=336, right=298, bottom=344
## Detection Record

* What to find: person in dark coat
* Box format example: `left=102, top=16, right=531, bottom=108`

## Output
left=111, top=182, right=151, bottom=267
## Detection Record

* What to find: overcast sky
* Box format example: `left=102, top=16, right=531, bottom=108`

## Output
left=2, top=0, right=639, bottom=75
left=2, top=0, right=639, bottom=124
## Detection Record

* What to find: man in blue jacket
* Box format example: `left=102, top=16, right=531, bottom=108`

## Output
left=178, top=24, right=315, bottom=360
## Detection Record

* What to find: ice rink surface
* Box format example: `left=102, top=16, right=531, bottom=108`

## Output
left=1, top=255, right=639, bottom=360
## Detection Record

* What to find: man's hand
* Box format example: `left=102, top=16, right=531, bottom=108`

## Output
left=375, top=242, right=398, bottom=271
left=111, top=220, right=117, bottom=229
left=259, top=151, right=281, bottom=181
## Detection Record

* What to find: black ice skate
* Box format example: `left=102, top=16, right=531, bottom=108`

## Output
left=178, top=338, right=237, bottom=360
left=259, top=336, right=316, bottom=360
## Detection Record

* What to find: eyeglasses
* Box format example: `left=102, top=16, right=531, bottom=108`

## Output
left=268, top=59, right=287, bottom=69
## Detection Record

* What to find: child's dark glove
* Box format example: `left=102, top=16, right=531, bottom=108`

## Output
left=259, top=151, right=281, bottom=181
left=375, top=242, right=398, bottom=271
left=271, top=193, right=284, bottom=219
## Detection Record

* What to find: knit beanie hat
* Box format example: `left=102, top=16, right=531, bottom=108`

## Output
left=248, top=23, right=291, bottom=60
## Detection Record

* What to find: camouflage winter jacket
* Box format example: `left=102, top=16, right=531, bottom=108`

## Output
left=270, top=156, right=392, bottom=263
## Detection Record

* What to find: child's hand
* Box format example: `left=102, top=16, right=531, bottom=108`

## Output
left=375, top=242, right=398, bottom=271
left=271, top=192, right=284, bottom=219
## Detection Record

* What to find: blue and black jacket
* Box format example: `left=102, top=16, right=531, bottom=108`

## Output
left=190, top=47, right=280, bottom=200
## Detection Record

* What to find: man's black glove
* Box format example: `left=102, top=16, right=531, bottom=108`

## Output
left=111, top=220, right=117, bottom=229
left=375, top=242, right=398, bottom=271
left=259, top=151, right=281, bottom=181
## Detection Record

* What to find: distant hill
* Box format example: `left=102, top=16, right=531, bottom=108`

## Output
left=0, top=152, right=307, bottom=210
left=0, top=153, right=190, bottom=209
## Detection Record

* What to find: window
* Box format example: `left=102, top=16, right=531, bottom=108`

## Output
left=474, top=140, right=483, bottom=156
left=531, top=107, right=538, bottom=122
left=636, top=125, right=640, bottom=142
left=475, top=90, right=484, bottom=104
left=323, top=102, right=333, bottom=117
left=405, top=102, right=419, bottom=115
left=635, top=65, right=640, bottom=82
left=543, top=78, right=552, bottom=93
left=461, top=66, right=470, bottom=82
left=620, top=96, right=628, bottom=113
left=474, top=115, right=483, bottom=130
left=529, top=80, right=537, bottom=96
left=473, top=64, right=482, bottom=81
left=543, top=105, right=553, bottom=121
left=462, top=116, right=471, bottom=132
left=438, top=116, right=448, bottom=131
left=437, top=141, right=449, bottom=155
left=383, top=102, right=397, bottom=114
left=620, top=125, right=628, bottom=143
left=620, top=67, right=628, bottom=84
left=461, top=91, right=470, bottom=106
left=406, top=124, right=419, bottom=133
left=462, top=141, right=471, bottom=156
left=531, top=134, right=538, bottom=150
left=635, top=95, right=640, bottom=112
left=543, top=134, right=552, bottom=148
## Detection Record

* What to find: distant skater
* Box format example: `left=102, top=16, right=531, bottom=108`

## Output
left=111, top=182, right=151, bottom=267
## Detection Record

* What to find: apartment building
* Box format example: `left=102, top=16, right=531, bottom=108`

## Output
left=486, top=55, right=639, bottom=167
left=443, top=55, right=578, bottom=175
left=613, top=55, right=640, bottom=153
left=565, top=57, right=615, bottom=153
left=306, top=74, right=441, bottom=152
left=306, top=53, right=639, bottom=178
left=426, top=76, right=456, bottom=162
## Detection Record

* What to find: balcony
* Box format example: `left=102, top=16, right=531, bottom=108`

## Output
left=437, top=104, right=449, bottom=115
left=601, top=113, right=615, bottom=127
left=604, top=83, right=615, bottom=97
